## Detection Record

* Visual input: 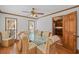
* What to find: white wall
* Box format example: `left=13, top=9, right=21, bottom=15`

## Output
left=37, top=16, right=52, bottom=32
left=77, top=7, right=79, bottom=50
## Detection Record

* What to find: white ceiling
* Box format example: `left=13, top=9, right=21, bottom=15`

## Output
left=0, top=5, right=75, bottom=18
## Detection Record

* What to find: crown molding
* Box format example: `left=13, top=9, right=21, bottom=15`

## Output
left=0, top=10, right=38, bottom=19
left=37, top=5, right=79, bottom=19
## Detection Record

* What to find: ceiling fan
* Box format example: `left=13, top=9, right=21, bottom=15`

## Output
left=22, top=8, right=44, bottom=17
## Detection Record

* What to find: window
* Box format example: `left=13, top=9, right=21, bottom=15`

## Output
left=28, top=20, right=35, bottom=41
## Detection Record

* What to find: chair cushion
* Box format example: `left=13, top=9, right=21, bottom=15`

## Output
left=49, top=35, right=60, bottom=44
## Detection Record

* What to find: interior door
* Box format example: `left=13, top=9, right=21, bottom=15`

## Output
left=63, top=12, right=77, bottom=53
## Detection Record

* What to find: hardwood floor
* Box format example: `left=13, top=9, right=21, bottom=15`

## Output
left=53, top=44, right=73, bottom=54
left=0, top=41, right=76, bottom=54
left=0, top=43, right=20, bottom=54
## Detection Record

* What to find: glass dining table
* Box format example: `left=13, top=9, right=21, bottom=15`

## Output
left=29, top=32, right=46, bottom=46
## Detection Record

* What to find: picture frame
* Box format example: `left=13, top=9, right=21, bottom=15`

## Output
left=5, top=17, right=17, bottom=39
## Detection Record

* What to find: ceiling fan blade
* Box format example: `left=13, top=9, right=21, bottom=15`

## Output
left=22, top=11, right=31, bottom=13
left=36, top=12, right=44, bottom=15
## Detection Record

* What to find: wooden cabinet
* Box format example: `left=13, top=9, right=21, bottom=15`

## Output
left=63, top=15, right=69, bottom=48
left=53, top=11, right=77, bottom=53
left=63, top=12, right=77, bottom=53
left=53, top=16, right=63, bottom=39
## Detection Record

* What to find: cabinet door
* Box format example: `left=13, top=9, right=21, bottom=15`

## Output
left=68, top=12, right=77, bottom=53
left=63, top=15, right=69, bottom=48
left=63, top=12, right=77, bottom=53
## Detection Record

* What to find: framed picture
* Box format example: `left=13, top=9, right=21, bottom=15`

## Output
left=5, top=17, right=17, bottom=39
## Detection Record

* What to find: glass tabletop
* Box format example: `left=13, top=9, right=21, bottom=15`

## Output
left=29, top=32, right=46, bottom=46
left=33, top=36, right=46, bottom=45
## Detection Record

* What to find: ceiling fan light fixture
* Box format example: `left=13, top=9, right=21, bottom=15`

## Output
left=22, top=8, right=44, bottom=17
left=31, top=14, right=37, bottom=17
